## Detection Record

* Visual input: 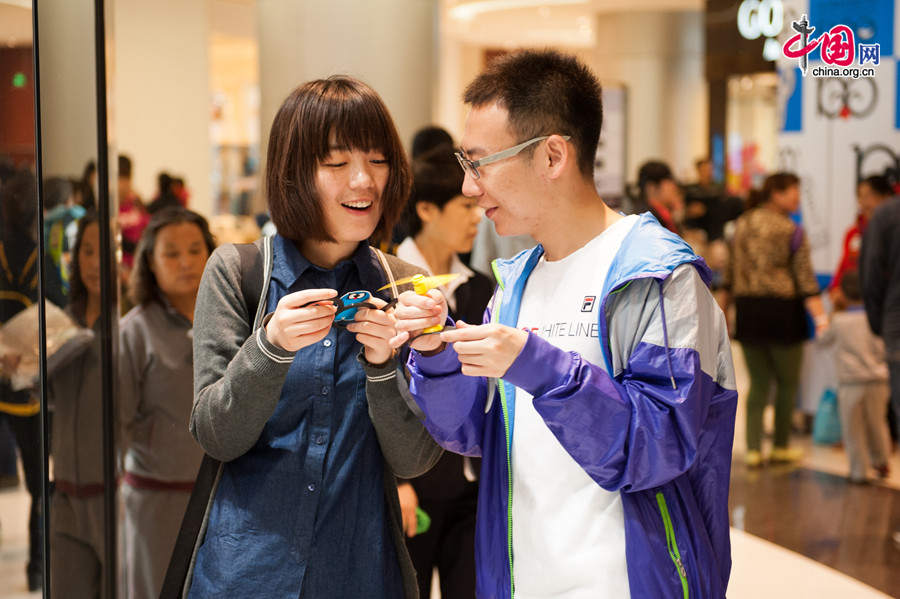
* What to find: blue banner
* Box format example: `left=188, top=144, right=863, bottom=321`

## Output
left=782, top=68, right=803, bottom=132
left=810, top=0, right=894, bottom=58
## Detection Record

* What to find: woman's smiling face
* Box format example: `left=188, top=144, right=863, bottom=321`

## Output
left=314, top=135, right=390, bottom=246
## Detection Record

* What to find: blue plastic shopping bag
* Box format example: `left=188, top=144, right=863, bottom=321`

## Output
left=812, top=388, right=842, bottom=446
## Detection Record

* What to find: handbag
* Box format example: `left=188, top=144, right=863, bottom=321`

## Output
left=812, top=388, right=842, bottom=446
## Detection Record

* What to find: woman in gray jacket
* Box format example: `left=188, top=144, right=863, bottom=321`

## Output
left=48, top=213, right=105, bottom=599
left=185, top=77, right=441, bottom=598
left=119, top=208, right=215, bottom=599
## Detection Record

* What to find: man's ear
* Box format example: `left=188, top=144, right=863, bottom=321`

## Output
left=415, top=201, right=440, bottom=223
left=542, top=134, right=570, bottom=180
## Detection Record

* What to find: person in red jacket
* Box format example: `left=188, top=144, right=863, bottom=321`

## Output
left=830, top=175, right=893, bottom=308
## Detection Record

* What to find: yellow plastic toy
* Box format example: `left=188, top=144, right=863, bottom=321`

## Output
left=378, top=273, right=460, bottom=334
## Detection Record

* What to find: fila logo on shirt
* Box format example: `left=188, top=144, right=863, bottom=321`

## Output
left=581, top=296, right=596, bottom=313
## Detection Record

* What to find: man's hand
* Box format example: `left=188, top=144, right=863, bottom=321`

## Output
left=346, top=297, right=396, bottom=365
left=389, top=289, right=448, bottom=353
left=397, top=482, right=419, bottom=538
left=265, top=288, right=337, bottom=352
left=438, top=321, right=528, bottom=378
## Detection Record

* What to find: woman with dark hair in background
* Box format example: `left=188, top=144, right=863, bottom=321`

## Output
left=185, top=76, right=441, bottom=598
left=118, top=207, right=214, bottom=599
left=47, top=212, right=107, bottom=598
left=394, top=143, right=492, bottom=599
left=728, top=172, right=828, bottom=467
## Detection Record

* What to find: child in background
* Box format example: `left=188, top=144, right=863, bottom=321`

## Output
left=825, top=269, right=892, bottom=483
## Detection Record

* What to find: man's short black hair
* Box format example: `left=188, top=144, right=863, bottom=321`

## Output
left=463, top=49, right=602, bottom=179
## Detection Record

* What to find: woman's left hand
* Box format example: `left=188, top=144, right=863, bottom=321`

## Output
left=347, top=298, right=397, bottom=366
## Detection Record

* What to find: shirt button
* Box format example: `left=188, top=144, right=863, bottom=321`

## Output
left=315, top=435, right=327, bottom=445
left=323, top=339, right=333, bottom=348
left=307, top=483, right=316, bottom=493
left=320, top=386, right=329, bottom=395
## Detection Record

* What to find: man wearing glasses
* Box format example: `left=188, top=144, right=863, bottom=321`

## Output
left=390, top=50, right=737, bottom=599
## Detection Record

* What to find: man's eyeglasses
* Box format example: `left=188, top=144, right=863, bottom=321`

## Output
left=454, top=135, right=571, bottom=179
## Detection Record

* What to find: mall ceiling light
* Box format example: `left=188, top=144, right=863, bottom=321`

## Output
left=450, top=0, right=589, bottom=21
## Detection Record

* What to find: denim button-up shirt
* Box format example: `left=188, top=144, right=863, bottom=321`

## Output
left=190, top=235, right=401, bottom=598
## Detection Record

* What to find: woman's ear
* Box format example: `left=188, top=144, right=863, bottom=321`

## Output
left=415, top=201, right=440, bottom=224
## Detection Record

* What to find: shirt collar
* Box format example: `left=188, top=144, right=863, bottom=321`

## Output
left=271, top=234, right=383, bottom=292
left=271, top=234, right=313, bottom=288
left=156, top=295, right=192, bottom=328
left=397, top=237, right=474, bottom=279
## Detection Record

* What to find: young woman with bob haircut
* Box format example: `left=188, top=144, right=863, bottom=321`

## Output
left=185, top=76, right=442, bottom=598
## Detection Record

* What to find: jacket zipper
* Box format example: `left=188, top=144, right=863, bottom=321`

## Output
left=498, top=380, right=515, bottom=597
left=656, top=491, right=689, bottom=599
left=490, top=261, right=515, bottom=598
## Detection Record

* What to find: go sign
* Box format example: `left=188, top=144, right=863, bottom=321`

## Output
left=737, top=0, right=784, bottom=40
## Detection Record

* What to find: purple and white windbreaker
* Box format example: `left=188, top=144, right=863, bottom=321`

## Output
left=407, top=212, right=738, bottom=599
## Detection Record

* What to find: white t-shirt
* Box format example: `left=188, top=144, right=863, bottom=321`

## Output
left=511, top=214, right=638, bottom=599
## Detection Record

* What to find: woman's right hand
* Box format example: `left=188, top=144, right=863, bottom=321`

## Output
left=265, top=288, right=337, bottom=352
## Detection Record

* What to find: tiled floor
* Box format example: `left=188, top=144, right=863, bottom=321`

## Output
left=729, top=528, right=893, bottom=599
left=731, top=464, right=900, bottom=597
left=0, top=472, right=38, bottom=599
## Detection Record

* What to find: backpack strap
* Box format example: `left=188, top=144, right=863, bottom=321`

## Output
left=373, top=247, right=398, bottom=300
left=236, top=241, right=266, bottom=328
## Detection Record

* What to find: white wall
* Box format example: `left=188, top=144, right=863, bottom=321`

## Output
left=593, top=10, right=708, bottom=183
left=114, top=0, right=212, bottom=216
left=437, top=6, right=708, bottom=185
left=257, top=0, right=437, bottom=163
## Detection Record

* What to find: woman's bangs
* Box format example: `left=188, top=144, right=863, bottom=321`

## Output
left=327, top=92, right=394, bottom=157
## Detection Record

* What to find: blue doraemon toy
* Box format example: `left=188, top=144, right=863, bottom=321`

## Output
left=333, top=290, right=374, bottom=325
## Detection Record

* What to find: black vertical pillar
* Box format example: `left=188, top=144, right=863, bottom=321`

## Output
left=30, top=1, right=50, bottom=596
left=93, top=0, right=118, bottom=597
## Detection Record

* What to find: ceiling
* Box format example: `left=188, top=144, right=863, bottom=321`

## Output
left=444, top=0, right=703, bottom=47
